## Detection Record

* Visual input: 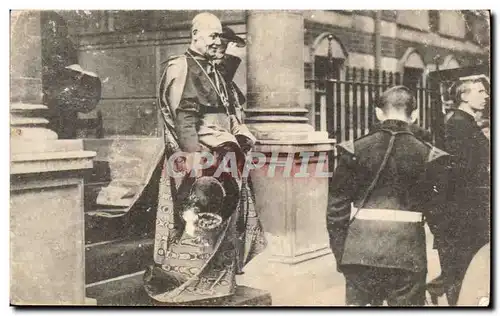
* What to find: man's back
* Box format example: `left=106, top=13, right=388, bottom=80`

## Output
left=333, top=120, right=448, bottom=272
left=327, top=85, right=450, bottom=306
left=354, top=123, right=430, bottom=211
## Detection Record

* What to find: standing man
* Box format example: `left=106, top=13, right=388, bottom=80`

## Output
left=428, top=77, right=490, bottom=306
left=144, top=12, right=265, bottom=304
left=327, top=86, right=449, bottom=306
left=215, top=26, right=246, bottom=83
left=215, top=26, right=247, bottom=116
left=213, top=25, right=249, bottom=144
left=162, top=13, right=255, bottom=157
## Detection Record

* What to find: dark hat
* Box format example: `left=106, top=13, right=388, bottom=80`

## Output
left=221, top=26, right=246, bottom=47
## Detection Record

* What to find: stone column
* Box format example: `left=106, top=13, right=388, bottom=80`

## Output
left=10, top=10, right=95, bottom=305
left=244, top=11, right=335, bottom=264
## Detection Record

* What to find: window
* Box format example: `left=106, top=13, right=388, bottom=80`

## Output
left=327, top=10, right=353, bottom=15
left=428, top=10, right=440, bottom=33
left=396, top=10, right=430, bottom=31
left=463, top=10, right=476, bottom=42
left=462, top=10, right=490, bottom=47
left=438, top=10, right=466, bottom=38
left=399, top=48, right=424, bottom=93
left=440, top=55, right=460, bottom=70
left=403, top=67, right=423, bottom=92
left=310, top=33, right=348, bottom=132
left=315, top=56, right=342, bottom=81
left=313, top=56, right=344, bottom=131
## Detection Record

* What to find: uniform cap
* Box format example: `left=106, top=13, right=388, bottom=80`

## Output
left=221, top=26, right=246, bottom=47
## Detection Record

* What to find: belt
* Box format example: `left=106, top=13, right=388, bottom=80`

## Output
left=351, top=207, right=423, bottom=223
left=200, top=104, right=230, bottom=114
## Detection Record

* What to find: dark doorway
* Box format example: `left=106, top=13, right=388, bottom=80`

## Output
left=314, top=56, right=344, bottom=131
left=403, top=67, right=423, bottom=92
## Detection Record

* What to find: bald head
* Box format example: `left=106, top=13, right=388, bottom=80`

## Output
left=192, top=13, right=221, bottom=33
left=190, top=12, right=222, bottom=59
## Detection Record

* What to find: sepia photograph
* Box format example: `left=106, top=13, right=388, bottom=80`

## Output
left=8, top=8, right=491, bottom=307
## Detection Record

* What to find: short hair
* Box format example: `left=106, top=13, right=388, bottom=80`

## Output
left=191, top=12, right=221, bottom=33
left=454, top=79, right=486, bottom=104
left=377, top=85, right=417, bottom=116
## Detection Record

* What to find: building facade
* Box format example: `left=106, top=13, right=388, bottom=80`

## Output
left=10, top=10, right=490, bottom=304
left=55, top=10, right=490, bottom=138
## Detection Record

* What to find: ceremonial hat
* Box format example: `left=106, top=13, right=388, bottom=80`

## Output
left=221, top=26, right=246, bottom=47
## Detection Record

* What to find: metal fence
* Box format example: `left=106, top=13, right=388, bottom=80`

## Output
left=307, top=67, right=436, bottom=145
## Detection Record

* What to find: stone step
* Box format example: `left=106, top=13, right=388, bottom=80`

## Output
left=86, top=271, right=152, bottom=306
left=86, top=271, right=272, bottom=306
left=83, top=176, right=158, bottom=245
left=82, top=141, right=161, bottom=244
left=84, top=209, right=156, bottom=245
left=85, top=237, right=154, bottom=284
left=9, top=139, right=87, bottom=155
left=10, top=116, right=49, bottom=126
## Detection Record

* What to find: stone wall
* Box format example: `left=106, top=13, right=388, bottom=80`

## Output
left=10, top=10, right=95, bottom=305
left=10, top=11, right=43, bottom=103
left=59, top=10, right=245, bottom=137
left=56, top=10, right=488, bottom=137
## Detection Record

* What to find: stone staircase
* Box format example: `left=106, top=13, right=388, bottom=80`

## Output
left=82, top=138, right=161, bottom=304
left=81, top=138, right=272, bottom=306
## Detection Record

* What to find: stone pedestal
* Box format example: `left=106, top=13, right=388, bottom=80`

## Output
left=10, top=10, right=96, bottom=305
left=245, top=10, right=335, bottom=265
left=250, top=141, right=334, bottom=264
left=10, top=137, right=95, bottom=305
left=85, top=270, right=272, bottom=306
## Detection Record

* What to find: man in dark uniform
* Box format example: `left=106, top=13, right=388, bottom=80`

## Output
left=216, top=26, right=246, bottom=81
left=327, top=86, right=450, bottom=306
left=427, top=77, right=490, bottom=305
left=215, top=26, right=247, bottom=114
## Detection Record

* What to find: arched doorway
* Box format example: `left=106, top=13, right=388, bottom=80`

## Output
left=312, top=33, right=348, bottom=81
left=310, top=33, right=348, bottom=132
left=398, top=48, right=425, bottom=92
left=399, top=48, right=432, bottom=130
left=440, top=54, right=460, bottom=70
